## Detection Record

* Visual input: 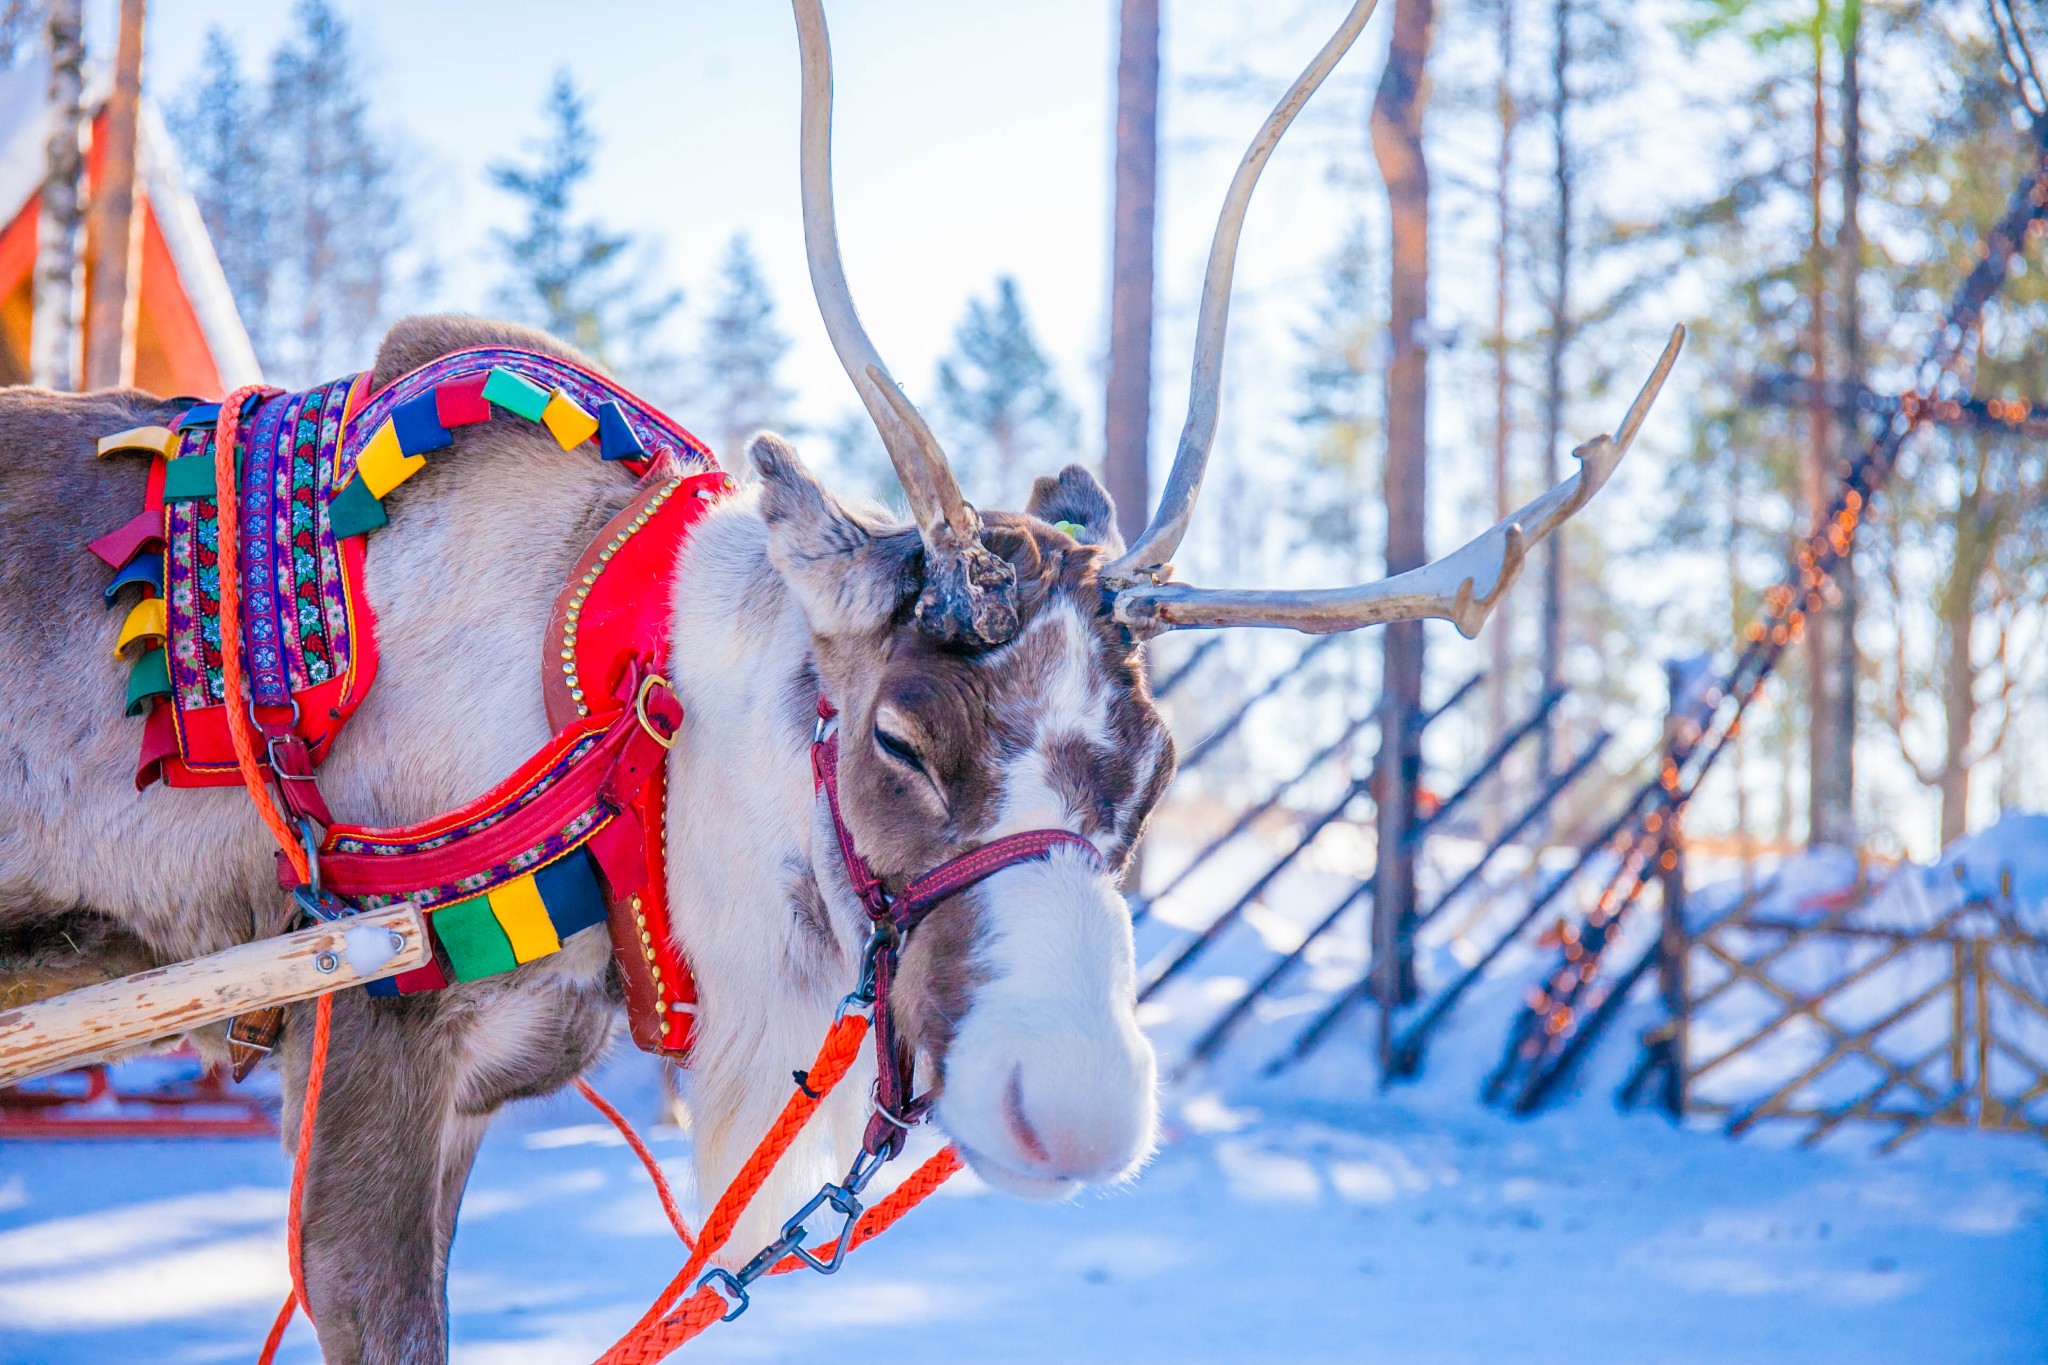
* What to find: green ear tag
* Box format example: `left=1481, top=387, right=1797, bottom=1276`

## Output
left=1051, top=520, right=1087, bottom=539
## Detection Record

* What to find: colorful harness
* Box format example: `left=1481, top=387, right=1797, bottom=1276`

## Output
left=92, top=348, right=724, bottom=1058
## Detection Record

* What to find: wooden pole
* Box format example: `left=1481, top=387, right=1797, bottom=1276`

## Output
left=30, top=0, right=87, bottom=391
left=1370, top=0, right=1436, bottom=1060
left=84, top=0, right=147, bottom=390
left=1657, top=660, right=1690, bottom=1117
left=0, top=903, right=429, bottom=1086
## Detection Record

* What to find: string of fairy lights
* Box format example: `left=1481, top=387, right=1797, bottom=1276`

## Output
left=1750, top=374, right=2048, bottom=440
left=1483, top=131, right=2048, bottom=1114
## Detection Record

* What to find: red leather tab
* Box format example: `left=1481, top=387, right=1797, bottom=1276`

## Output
left=134, top=699, right=180, bottom=790
left=600, top=691, right=678, bottom=808
left=89, top=510, right=164, bottom=569
left=434, top=372, right=492, bottom=427
left=144, top=455, right=167, bottom=511
left=388, top=955, right=449, bottom=993
left=260, top=727, right=334, bottom=826
left=587, top=808, right=648, bottom=895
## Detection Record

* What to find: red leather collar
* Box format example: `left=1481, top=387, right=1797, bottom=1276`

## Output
left=548, top=466, right=734, bottom=1058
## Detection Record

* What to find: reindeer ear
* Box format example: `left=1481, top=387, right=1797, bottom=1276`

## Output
left=1026, top=464, right=1124, bottom=556
left=752, top=434, right=920, bottom=637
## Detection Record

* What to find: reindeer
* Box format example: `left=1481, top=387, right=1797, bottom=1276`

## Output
left=0, top=1, right=1675, bottom=1359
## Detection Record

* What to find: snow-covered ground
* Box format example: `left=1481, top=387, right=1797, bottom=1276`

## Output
left=3, top=819, right=2045, bottom=1363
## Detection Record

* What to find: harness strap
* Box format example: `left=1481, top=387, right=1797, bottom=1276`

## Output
left=293, top=668, right=680, bottom=897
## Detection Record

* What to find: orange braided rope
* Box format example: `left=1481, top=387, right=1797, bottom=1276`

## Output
left=578, top=1076, right=698, bottom=1251
left=599, top=1145, right=962, bottom=1365
left=598, top=1013, right=870, bottom=1363
left=256, top=990, right=334, bottom=1365
left=213, top=387, right=306, bottom=886
left=597, top=1015, right=962, bottom=1365
left=774, top=1145, right=962, bottom=1270
left=207, top=387, right=332, bottom=1365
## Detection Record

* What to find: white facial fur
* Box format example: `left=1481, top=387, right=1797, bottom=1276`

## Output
left=934, top=847, right=1158, bottom=1197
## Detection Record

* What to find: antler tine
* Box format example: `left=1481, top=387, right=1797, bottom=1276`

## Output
left=793, top=0, right=1019, bottom=645
left=1107, top=0, right=1384, bottom=582
left=1112, top=326, right=1686, bottom=639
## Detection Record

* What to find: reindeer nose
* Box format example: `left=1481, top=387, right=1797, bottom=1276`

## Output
left=996, top=1046, right=1148, bottom=1182
left=1003, top=1067, right=1051, bottom=1166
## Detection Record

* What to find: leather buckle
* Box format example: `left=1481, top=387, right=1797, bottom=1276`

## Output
left=633, top=673, right=678, bottom=750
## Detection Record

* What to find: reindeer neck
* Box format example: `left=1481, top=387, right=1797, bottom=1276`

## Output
left=659, top=490, right=872, bottom=1197
left=662, top=491, right=849, bottom=996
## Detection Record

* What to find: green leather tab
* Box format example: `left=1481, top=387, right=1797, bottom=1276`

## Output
left=432, top=895, right=519, bottom=981
left=161, top=455, right=219, bottom=502
left=327, top=475, right=389, bottom=540
left=482, top=368, right=552, bottom=422
left=124, top=648, right=171, bottom=717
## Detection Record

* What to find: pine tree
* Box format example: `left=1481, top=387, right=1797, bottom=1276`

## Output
left=168, top=30, right=273, bottom=363
left=0, top=2, right=37, bottom=66
left=1290, top=217, right=1379, bottom=582
left=262, top=0, right=406, bottom=386
left=696, top=235, right=792, bottom=463
left=1864, top=22, right=2048, bottom=846
left=934, top=276, right=1076, bottom=506
left=822, top=410, right=904, bottom=513
left=490, top=71, right=679, bottom=383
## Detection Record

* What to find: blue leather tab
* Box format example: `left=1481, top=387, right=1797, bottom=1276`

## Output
left=597, top=401, right=646, bottom=462
left=363, top=974, right=400, bottom=998
left=535, top=846, right=609, bottom=939
left=391, top=392, right=454, bottom=456
left=103, top=555, right=165, bottom=607
left=174, top=402, right=222, bottom=430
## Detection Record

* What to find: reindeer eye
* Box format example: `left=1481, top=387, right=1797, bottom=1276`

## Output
left=873, top=726, right=927, bottom=775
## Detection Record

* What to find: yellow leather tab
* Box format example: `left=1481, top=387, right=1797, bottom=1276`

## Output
left=112, top=596, right=168, bottom=658
left=541, top=389, right=599, bottom=449
left=488, top=875, right=561, bottom=964
left=96, top=425, right=179, bottom=460
left=356, top=420, right=425, bottom=500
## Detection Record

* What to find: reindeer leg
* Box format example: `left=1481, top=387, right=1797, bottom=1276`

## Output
left=281, top=990, right=464, bottom=1364
left=280, top=957, right=617, bottom=1364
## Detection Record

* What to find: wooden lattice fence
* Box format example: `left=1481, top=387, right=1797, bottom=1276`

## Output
left=1645, top=881, right=2048, bottom=1150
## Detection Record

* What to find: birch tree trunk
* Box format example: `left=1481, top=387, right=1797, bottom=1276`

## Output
left=31, top=0, right=87, bottom=392
left=1535, top=0, right=1571, bottom=788
left=1803, top=4, right=1857, bottom=849
left=1485, top=0, right=1518, bottom=840
left=1809, top=0, right=1863, bottom=848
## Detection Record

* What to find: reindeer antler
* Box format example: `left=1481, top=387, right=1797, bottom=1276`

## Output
left=1107, top=0, right=1386, bottom=582
left=1111, top=326, right=1686, bottom=639
left=793, top=0, right=1020, bottom=647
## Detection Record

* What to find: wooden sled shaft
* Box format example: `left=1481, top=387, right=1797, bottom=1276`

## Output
left=0, top=904, right=429, bottom=1086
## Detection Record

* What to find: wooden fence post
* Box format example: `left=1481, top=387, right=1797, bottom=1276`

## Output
left=1655, top=659, right=1691, bottom=1118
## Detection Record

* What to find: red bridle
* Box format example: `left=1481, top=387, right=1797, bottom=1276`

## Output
left=809, top=697, right=1102, bottom=1157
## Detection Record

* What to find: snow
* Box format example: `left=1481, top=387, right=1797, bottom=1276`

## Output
left=3, top=819, right=2045, bottom=1362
